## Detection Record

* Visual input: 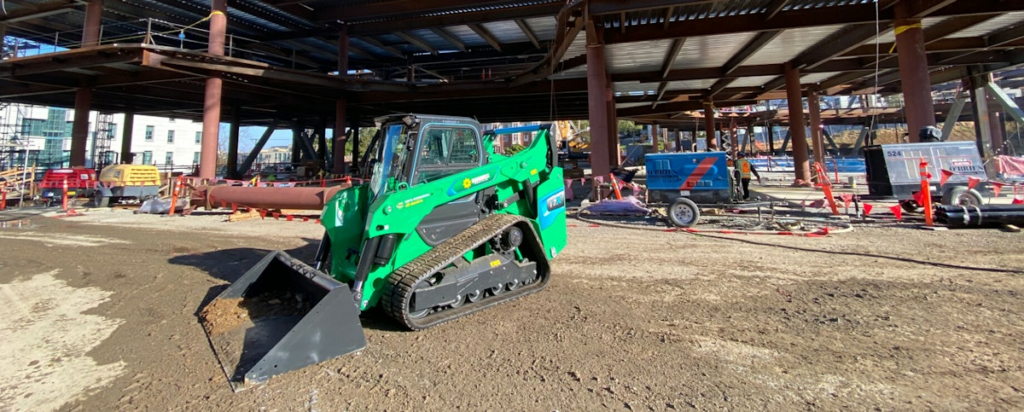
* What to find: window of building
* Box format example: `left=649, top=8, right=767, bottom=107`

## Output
left=193, top=152, right=200, bottom=164
left=145, top=126, right=154, bottom=141
left=165, top=152, right=174, bottom=165
left=142, top=151, right=153, bottom=164
left=195, top=131, right=201, bottom=144
left=167, top=130, right=175, bottom=143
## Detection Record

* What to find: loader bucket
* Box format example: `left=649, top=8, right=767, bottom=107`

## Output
left=200, top=250, right=366, bottom=391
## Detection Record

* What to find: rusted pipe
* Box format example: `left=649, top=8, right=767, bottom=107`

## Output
left=193, top=184, right=350, bottom=210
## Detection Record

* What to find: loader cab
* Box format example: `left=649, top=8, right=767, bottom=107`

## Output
left=365, top=114, right=484, bottom=198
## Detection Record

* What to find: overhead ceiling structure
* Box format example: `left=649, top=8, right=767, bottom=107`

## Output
left=0, top=0, right=1022, bottom=127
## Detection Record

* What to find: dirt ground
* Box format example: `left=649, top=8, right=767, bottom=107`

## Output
left=1, top=206, right=1024, bottom=411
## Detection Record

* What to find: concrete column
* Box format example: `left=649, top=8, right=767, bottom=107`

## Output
left=893, top=6, right=935, bottom=142
left=338, top=25, right=349, bottom=75
left=703, top=99, right=717, bottom=150
left=227, top=105, right=240, bottom=178
left=70, top=88, right=93, bottom=167
left=808, top=89, right=824, bottom=167
left=333, top=99, right=347, bottom=173
left=120, top=109, right=134, bottom=164
left=82, top=0, right=103, bottom=47
left=198, top=0, right=227, bottom=180
left=606, top=81, right=619, bottom=168
left=586, top=41, right=611, bottom=178
left=785, top=62, right=811, bottom=184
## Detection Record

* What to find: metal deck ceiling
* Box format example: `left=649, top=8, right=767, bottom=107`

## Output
left=1, top=0, right=1023, bottom=126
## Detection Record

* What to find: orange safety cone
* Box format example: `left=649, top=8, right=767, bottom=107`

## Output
left=608, top=173, right=622, bottom=200
left=919, top=158, right=933, bottom=226
left=169, top=175, right=182, bottom=217
left=813, top=163, right=840, bottom=215
left=62, top=176, right=68, bottom=211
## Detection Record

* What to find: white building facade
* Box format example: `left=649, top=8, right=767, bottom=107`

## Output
left=1, top=104, right=205, bottom=172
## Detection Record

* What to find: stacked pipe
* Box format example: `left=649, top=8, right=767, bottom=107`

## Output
left=935, top=204, right=1024, bottom=228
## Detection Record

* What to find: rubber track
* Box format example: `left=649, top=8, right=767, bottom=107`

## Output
left=381, top=213, right=550, bottom=330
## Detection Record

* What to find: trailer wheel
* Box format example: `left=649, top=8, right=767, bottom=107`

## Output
left=900, top=200, right=922, bottom=213
left=668, top=198, right=700, bottom=227
left=945, top=187, right=982, bottom=207
left=93, top=193, right=109, bottom=208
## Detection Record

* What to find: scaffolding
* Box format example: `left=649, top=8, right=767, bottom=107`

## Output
left=0, top=102, right=29, bottom=170
left=92, top=112, right=117, bottom=170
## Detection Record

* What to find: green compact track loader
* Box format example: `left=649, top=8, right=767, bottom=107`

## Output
left=202, top=114, right=568, bottom=390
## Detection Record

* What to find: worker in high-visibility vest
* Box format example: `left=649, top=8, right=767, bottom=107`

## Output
left=735, top=152, right=761, bottom=201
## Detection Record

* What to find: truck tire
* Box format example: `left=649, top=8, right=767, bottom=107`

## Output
left=944, top=186, right=982, bottom=206
left=93, top=193, right=109, bottom=208
left=668, top=197, right=700, bottom=227
left=900, top=200, right=922, bottom=213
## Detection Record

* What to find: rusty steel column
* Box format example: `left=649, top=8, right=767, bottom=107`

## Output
left=227, top=104, right=240, bottom=178
left=70, top=87, right=93, bottom=167
left=338, top=25, right=349, bottom=75
left=82, top=0, right=103, bottom=47
left=785, top=62, right=811, bottom=184
left=893, top=7, right=934, bottom=142
left=606, top=81, right=619, bottom=168
left=586, top=41, right=611, bottom=179
left=729, top=120, right=739, bottom=157
left=333, top=98, right=347, bottom=173
left=807, top=89, right=825, bottom=167
left=703, top=99, right=717, bottom=150
left=198, top=0, right=227, bottom=180
left=351, top=121, right=360, bottom=170
left=120, top=109, right=134, bottom=164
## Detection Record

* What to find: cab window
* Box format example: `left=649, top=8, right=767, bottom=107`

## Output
left=413, top=126, right=480, bottom=184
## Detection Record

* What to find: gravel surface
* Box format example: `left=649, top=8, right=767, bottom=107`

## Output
left=1, top=207, right=1023, bottom=411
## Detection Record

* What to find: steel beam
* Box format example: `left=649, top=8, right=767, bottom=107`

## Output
left=239, top=116, right=279, bottom=175
left=334, top=98, right=347, bottom=173
left=785, top=62, right=811, bottom=184
left=893, top=15, right=935, bottom=142
left=968, top=68, right=994, bottom=176
left=703, top=99, right=717, bottom=150
left=120, top=108, right=134, bottom=163
left=228, top=104, right=241, bottom=179
left=199, top=0, right=227, bottom=180
left=808, top=89, right=824, bottom=166
left=940, top=95, right=967, bottom=140
left=985, top=82, right=1024, bottom=124
left=587, top=42, right=611, bottom=180
left=70, top=87, right=92, bottom=167
left=82, top=0, right=103, bottom=47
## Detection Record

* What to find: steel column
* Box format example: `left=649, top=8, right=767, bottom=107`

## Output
left=606, top=81, right=619, bottom=168
left=808, top=89, right=824, bottom=167
left=120, top=109, right=134, bottom=164
left=968, top=68, right=995, bottom=177
left=941, top=96, right=967, bottom=140
left=291, top=123, right=302, bottom=162
left=703, top=99, right=717, bottom=150
left=784, top=62, right=811, bottom=184
left=338, top=25, right=349, bottom=75
left=586, top=42, right=611, bottom=178
left=82, top=0, right=103, bottom=47
left=227, top=104, right=240, bottom=179
left=351, top=123, right=360, bottom=171
left=70, top=87, right=92, bottom=167
left=674, top=130, right=682, bottom=152
left=893, top=11, right=935, bottom=142
left=334, top=98, right=347, bottom=173
left=990, top=111, right=1005, bottom=156
left=767, top=124, right=775, bottom=155
left=198, top=0, right=227, bottom=180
